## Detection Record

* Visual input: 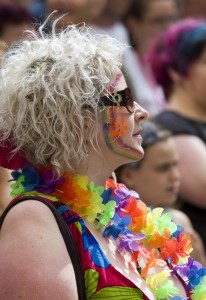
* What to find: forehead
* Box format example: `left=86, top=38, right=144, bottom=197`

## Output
left=144, top=137, right=178, bottom=163
left=145, top=0, right=177, bottom=17
left=108, top=69, right=127, bottom=93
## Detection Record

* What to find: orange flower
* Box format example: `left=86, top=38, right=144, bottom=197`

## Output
left=52, top=174, right=91, bottom=214
left=147, top=229, right=171, bottom=249
left=111, top=117, right=128, bottom=138
left=160, top=232, right=192, bottom=264
left=122, top=198, right=148, bottom=233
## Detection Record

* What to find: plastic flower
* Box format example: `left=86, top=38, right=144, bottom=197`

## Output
left=142, top=207, right=164, bottom=236
left=147, top=229, right=171, bottom=249
left=53, top=174, right=91, bottom=211
left=122, top=198, right=148, bottom=233
left=191, top=275, right=206, bottom=300
left=154, top=280, right=179, bottom=300
left=12, top=164, right=40, bottom=192
left=161, top=232, right=192, bottom=264
left=101, top=187, right=118, bottom=204
left=172, top=225, right=184, bottom=239
left=103, top=213, right=131, bottom=239
left=146, top=270, right=171, bottom=289
left=173, top=257, right=202, bottom=278
left=97, top=200, right=116, bottom=227
left=118, top=232, right=145, bottom=252
left=10, top=175, right=25, bottom=196
left=36, top=169, right=65, bottom=194
left=141, top=249, right=160, bottom=277
left=156, top=212, right=177, bottom=235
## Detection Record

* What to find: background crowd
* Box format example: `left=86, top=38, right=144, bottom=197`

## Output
left=0, top=0, right=206, bottom=267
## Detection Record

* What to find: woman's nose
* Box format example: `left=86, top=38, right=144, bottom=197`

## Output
left=170, top=166, right=181, bottom=182
left=134, top=103, right=149, bottom=121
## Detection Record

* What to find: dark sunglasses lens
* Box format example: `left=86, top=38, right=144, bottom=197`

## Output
left=124, top=88, right=134, bottom=113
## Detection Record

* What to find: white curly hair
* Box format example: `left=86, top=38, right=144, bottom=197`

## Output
left=0, top=23, right=126, bottom=174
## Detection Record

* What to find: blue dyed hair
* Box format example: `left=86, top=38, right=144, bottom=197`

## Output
left=147, top=18, right=206, bottom=97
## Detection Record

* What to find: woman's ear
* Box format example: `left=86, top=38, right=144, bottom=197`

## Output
left=168, top=67, right=183, bottom=85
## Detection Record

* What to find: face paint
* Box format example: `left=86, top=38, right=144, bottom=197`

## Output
left=103, top=106, right=144, bottom=160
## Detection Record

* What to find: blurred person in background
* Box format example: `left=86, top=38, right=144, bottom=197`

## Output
left=91, top=0, right=133, bottom=41
left=123, top=0, right=178, bottom=117
left=0, top=2, right=34, bottom=48
left=180, top=0, right=206, bottom=19
left=45, top=0, right=106, bottom=30
left=147, top=18, right=206, bottom=249
left=115, top=120, right=206, bottom=265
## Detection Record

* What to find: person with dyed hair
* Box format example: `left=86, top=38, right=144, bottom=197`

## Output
left=147, top=18, right=206, bottom=250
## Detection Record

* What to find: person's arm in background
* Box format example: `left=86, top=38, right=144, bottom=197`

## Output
left=174, top=135, right=206, bottom=208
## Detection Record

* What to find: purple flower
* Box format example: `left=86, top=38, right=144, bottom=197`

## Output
left=173, top=257, right=202, bottom=278
left=114, top=185, right=140, bottom=217
left=173, top=257, right=206, bottom=290
left=118, top=233, right=145, bottom=252
left=115, top=184, right=140, bottom=201
left=36, top=169, right=65, bottom=194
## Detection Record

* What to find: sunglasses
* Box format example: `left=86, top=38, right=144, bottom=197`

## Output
left=100, top=87, right=135, bottom=113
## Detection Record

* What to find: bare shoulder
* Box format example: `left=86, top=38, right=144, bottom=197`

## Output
left=0, top=200, right=78, bottom=300
left=174, top=135, right=205, bottom=155
left=167, top=208, right=192, bottom=229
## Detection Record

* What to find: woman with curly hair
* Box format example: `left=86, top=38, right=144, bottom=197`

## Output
left=0, top=21, right=205, bottom=299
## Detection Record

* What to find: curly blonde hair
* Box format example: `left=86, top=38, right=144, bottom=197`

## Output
left=0, top=24, right=126, bottom=174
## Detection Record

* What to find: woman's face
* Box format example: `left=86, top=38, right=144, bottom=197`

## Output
left=124, top=137, right=180, bottom=207
left=100, top=69, right=149, bottom=165
left=46, top=0, right=105, bottom=27
left=128, top=0, right=177, bottom=54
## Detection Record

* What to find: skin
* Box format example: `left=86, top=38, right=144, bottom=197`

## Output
left=126, top=0, right=178, bottom=55
left=168, top=48, right=206, bottom=207
left=120, top=137, right=180, bottom=207
left=46, top=0, right=106, bottom=28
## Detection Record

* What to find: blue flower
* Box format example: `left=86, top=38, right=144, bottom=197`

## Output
left=22, top=165, right=40, bottom=191
left=172, top=225, right=184, bottom=239
left=103, top=213, right=131, bottom=240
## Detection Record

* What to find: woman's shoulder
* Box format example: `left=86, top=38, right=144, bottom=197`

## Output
left=0, top=199, right=78, bottom=299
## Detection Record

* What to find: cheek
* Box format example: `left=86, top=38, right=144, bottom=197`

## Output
left=103, top=107, right=129, bottom=146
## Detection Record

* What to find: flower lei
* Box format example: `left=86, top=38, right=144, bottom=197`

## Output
left=10, top=165, right=206, bottom=300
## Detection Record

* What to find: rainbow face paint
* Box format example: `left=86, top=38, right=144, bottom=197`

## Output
left=103, top=107, right=144, bottom=160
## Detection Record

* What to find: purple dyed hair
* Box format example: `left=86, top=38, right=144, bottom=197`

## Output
left=146, top=18, right=206, bottom=98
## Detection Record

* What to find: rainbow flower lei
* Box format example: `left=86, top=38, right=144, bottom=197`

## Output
left=10, top=165, right=206, bottom=300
